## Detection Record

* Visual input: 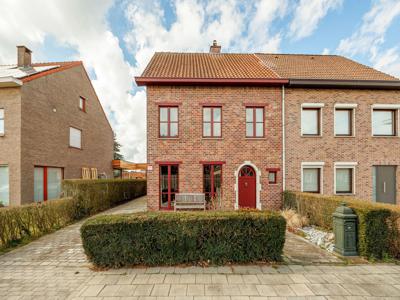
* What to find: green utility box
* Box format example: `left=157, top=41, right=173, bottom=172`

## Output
left=333, top=203, right=358, bottom=256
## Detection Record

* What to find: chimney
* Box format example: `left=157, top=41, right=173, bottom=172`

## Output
left=17, top=46, right=32, bottom=68
left=209, top=40, right=221, bottom=54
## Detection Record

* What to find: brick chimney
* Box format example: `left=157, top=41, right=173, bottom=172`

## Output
left=209, top=40, right=221, bottom=54
left=17, top=46, right=32, bottom=68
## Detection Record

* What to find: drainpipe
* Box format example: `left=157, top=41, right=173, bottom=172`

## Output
left=282, top=85, right=286, bottom=191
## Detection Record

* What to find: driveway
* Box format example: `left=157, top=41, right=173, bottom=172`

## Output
left=0, top=196, right=399, bottom=299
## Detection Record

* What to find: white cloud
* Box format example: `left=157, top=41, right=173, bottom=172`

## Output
left=337, top=0, right=400, bottom=57
left=289, top=0, right=342, bottom=40
left=372, top=47, right=400, bottom=79
left=0, top=0, right=146, bottom=162
left=322, top=48, right=330, bottom=55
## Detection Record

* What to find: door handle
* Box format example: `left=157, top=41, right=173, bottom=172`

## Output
left=383, top=182, right=386, bottom=193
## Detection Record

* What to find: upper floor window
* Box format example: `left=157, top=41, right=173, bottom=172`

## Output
left=372, top=109, right=397, bottom=136
left=69, top=127, right=82, bottom=149
left=203, top=107, right=221, bottom=137
left=246, top=107, right=264, bottom=137
left=301, top=107, right=321, bottom=136
left=0, top=109, right=4, bottom=135
left=159, top=106, right=178, bottom=138
left=79, top=96, right=86, bottom=112
left=335, top=108, right=354, bottom=136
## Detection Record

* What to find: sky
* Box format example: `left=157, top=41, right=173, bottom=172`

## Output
left=1, top=0, right=400, bottom=163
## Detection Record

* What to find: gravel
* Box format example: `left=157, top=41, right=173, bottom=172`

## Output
left=299, top=226, right=335, bottom=252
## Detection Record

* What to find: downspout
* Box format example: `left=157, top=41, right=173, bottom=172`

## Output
left=282, top=85, right=286, bottom=192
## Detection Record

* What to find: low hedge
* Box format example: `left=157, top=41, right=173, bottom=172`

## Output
left=0, top=179, right=146, bottom=250
left=284, top=191, right=400, bottom=260
left=81, top=211, right=286, bottom=267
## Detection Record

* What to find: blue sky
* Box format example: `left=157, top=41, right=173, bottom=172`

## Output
left=1, top=0, right=400, bottom=162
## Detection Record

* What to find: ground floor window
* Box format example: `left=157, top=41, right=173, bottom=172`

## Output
left=302, top=163, right=324, bottom=193
left=34, top=166, right=63, bottom=202
left=160, top=164, right=179, bottom=209
left=203, top=164, right=222, bottom=201
left=335, top=168, right=354, bottom=194
left=0, top=165, right=9, bottom=206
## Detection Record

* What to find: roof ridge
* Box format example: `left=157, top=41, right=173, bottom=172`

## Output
left=256, top=53, right=340, bottom=57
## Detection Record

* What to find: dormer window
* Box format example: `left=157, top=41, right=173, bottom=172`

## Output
left=79, top=96, right=86, bottom=112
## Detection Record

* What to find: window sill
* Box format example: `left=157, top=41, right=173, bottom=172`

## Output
left=69, top=146, right=82, bottom=150
left=301, top=135, right=322, bottom=138
left=245, top=137, right=266, bottom=140
left=202, top=137, right=223, bottom=140
left=372, top=135, right=398, bottom=138
left=334, top=193, right=355, bottom=196
left=334, top=135, right=355, bottom=138
left=0, top=133, right=4, bottom=137
left=159, top=137, right=180, bottom=140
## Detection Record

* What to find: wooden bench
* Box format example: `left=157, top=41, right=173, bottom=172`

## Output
left=174, top=193, right=206, bottom=211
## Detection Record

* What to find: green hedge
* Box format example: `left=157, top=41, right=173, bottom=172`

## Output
left=81, top=211, right=286, bottom=267
left=62, top=179, right=146, bottom=218
left=0, top=179, right=146, bottom=250
left=283, top=191, right=400, bottom=260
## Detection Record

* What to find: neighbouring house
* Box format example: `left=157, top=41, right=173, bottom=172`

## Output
left=0, top=46, right=114, bottom=206
left=135, top=41, right=400, bottom=211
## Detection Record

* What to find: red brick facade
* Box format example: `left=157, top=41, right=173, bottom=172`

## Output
left=285, top=88, right=400, bottom=205
left=147, top=85, right=283, bottom=211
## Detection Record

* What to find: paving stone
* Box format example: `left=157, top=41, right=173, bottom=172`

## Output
left=99, top=285, right=121, bottom=297
left=227, top=275, right=244, bottom=284
left=80, top=284, right=105, bottom=297
left=238, top=284, right=259, bottom=296
left=271, top=284, right=296, bottom=296
left=211, top=275, right=228, bottom=284
left=289, top=283, right=315, bottom=296
left=180, top=274, right=196, bottom=284
left=195, top=274, right=212, bottom=284
left=165, top=274, right=182, bottom=284
left=255, top=285, right=277, bottom=296
left=151, top=284, right=171, bottom=296
left=186, top=284, right=205, bottom=296
left=134, top=285, right=154, bottom=296
left=169, top=284, right=188, bottom=296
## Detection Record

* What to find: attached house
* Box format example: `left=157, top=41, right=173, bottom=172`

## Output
left=0, top=46, right=114, bottom=206
left=136, top=41, right=400, bottom=210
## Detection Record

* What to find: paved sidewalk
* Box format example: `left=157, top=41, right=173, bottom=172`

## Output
left=1, top=196, right=400, bottom=299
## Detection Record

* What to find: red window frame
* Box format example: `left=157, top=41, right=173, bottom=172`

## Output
left=202, top=163, right=223, bottom=200
left=246, top=107, right=264, bottom=137
left=34, top=166, right=64, bottom=201
left=159, top=163, right=179, bottom=210
left=79, top=96, right=86, bottom=112
left=159, top=106, right=179, bottom=138
left=203, top=106, right=222, bottom=138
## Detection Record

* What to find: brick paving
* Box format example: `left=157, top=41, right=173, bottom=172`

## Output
left=1, top=196, right=400, bottom=299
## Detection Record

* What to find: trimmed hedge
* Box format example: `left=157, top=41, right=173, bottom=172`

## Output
left=62, top=179, right=146, bottom=218
left=81, top=211, right=286, bottom=267
left=0, top=179, right=146, bottom=250
left=284, top=191, right=400, bottom=260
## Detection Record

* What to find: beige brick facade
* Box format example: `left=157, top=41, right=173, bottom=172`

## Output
left=0, top=64, right=113, bottom=205
left=147, top=85, right=283, bottom=211
left=285, top=88, right=400, bottom=205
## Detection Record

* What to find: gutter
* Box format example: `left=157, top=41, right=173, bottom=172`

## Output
left=281, top=85, right=285, bottom=192
left=0, top=77, right=23, bottom=87
left=288, top=79, right=400, bottom=89
left=135, top=77, right=289, bottom=86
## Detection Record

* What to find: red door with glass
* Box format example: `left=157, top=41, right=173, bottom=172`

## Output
left=238, top=165, right=256, bottom=208
left=160, top=164, right=179, bottom=210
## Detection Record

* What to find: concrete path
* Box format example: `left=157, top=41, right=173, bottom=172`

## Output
left=1, top=196, right=400, bottom=299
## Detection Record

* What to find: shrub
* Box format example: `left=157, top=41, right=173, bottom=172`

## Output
left=281, top=208, right=309, bottom=231
left=0, top=179, right=146, bottom=250
left=283, top=191, right=400, bottom=259
left=81, top=211, right=286, bottom=267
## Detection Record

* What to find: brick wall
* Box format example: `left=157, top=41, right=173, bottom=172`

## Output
left=18, top=65, right=114, bottom=204
left=147, top=85, right=283, bottom=211
left=285, top=88, right=400, bottom=204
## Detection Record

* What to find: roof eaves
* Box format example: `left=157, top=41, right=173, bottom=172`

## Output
left=21, top=61, right=82, bottom=83
left=0, top=76, right=23, bottom=87
left=134, top=77, right=289, bottom=86
left=289, top=78, right=400, bottom=89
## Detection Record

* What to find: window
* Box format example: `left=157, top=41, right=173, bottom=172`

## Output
left=302, top=163, right=324, bottom=193
left=335, top=168, right=353, bottom=194
left=203, top=107, right=221, bottom=137
left=34, top=167, right=63, bottom=202
left=372, top=109, right=396, bottom=136
left=203, top=164, right=222, bottom=201
left=0, top=108, right=4, bottom=135
left=302, top=108, right=321, bottom=136
left=0, top=165, right=9, bottom=206
left=246, top=107, right=264, bottom=137
left=79, top=96, right=86, bottom=112
left=335, top=108, right=353, bottom=136
left=160, top=164, right=179, bottom=209
left=268, top=171, right=277, bottom=184
left=69, top=127, right=82, bottom=148
left=159, top=107, right=178, bottom=137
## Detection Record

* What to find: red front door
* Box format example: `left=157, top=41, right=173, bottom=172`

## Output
left=238, top=166, right=256, bottom=208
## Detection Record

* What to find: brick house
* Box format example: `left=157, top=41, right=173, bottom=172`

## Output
left=136, top=42, right=400, bottom=210
left=0, top=46, right=114, bottom=206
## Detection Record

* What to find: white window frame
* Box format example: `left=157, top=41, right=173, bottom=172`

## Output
left=301, top=162, right=325, bottom=194
left=371, top=104, right=399, bottom=137
left=0, top=108, right=4, bottom=136
left=69, top=127, right=82, bottom=149
left=334, top=162, right=357, bottom=195
left=334, top=104, right=357, bottom=137
left=301, top=103, right=324, bottom=136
